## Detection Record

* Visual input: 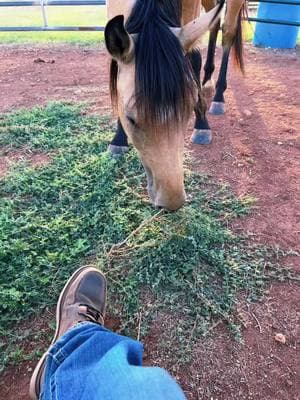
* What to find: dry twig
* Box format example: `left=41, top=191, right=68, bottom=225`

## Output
left=107, top=210, right=163, bottom=256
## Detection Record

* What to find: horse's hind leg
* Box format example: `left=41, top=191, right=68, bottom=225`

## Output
left=202, top=0, right=220, bottom=99
left=208, top=44, right=230, bottom=115
left=209, top=0, right=245, bottom=115
left=189, top=50, right=212, bottom=145
left=108, top=119, right=129, bottom=155
left=202, top=19, right=220, bottom=98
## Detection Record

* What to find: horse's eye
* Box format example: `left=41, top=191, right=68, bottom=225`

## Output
left=127, top=115, right=137, bottom=127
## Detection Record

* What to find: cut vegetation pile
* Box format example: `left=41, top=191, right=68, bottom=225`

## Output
left=0, top=103, right=295, bottom=371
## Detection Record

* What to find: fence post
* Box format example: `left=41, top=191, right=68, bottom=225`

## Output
left=40, top=0, right=49, bottom=28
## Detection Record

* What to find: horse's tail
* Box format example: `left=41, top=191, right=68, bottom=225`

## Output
left=232, top=2, right=248, bottom=74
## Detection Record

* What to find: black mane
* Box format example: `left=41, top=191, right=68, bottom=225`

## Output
left=110, top=0, right=197, bottom=129
left=126, top=0, right=182, bottom=31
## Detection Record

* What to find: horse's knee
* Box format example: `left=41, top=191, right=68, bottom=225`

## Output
left=202, top=78, right=215, bottom=102
left=222, top=24, right=236, bottom=48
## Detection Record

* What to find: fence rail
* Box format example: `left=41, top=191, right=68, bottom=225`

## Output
left=0, top=0, right=299, bottom=32
left=0, top=26, right=104, bottom=31
left=249, top=0, right=299, bottom=3
left=248, top=17, right=300, bottom=26
left=0, top=0, right=105, bottom=6
left=0, top=0, right=298, bottom=5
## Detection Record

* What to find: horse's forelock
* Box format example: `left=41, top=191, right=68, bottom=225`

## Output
left=110, top=0, right=197, bottom=130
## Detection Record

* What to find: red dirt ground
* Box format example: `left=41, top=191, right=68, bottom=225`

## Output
left=0, top=44, right=299, bottom=400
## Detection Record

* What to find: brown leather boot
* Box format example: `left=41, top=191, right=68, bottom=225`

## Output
left=29, top=265, right=107, bottom=400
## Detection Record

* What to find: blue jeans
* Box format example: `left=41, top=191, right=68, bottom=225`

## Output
left=41, top=322, right=186, bottom=400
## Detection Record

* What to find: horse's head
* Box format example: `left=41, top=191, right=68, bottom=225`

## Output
left=105, top=2, right=223, bottom=210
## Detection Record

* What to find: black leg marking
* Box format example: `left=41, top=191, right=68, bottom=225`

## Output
left=188, top=50, right=213, bottom=145
left=108, top=119, right=129, bottom=155
left=203, top=20, right=220, bottom=87
left=111, top=119, right=128, bottom=146
left=194, top=115, right=210, bottom=130
left=209, top=46, right=231, bottom=115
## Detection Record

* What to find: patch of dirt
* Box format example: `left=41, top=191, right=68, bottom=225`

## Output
left=0, top=148, right=52, bottom=177
left=145, top=283, right=300, bottom=400
left=0, top=44, right=299, bottom=400
left=0, top=311, right=121, bottom=400
left=0, top=362, right=34, bottom=400
left=190, top=45, right=300, bottom=253
left=0, top=45, right=110, bottom=114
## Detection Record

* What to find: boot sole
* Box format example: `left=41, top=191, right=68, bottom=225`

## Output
left=29, top=265, right=107, bottom=400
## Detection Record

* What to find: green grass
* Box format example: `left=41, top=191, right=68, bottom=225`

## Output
left=0, top=103, right=297, bottom=371
left=0, top=6, right=106, bottom=44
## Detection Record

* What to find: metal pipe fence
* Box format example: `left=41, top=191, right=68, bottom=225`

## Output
left=0, top=0, right=299, bottom=32
left=0, top=0, right=106, bottom=32
left=0, top=1, right=106, bottom=6
left=247, top=0, right=300, bottom=27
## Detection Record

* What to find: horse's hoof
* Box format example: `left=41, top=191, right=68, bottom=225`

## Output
left=209, top=101, right=225, bottom=115
left=191, top=129, right=212, bottom=145
left=108, top=144, right=129, bottom=157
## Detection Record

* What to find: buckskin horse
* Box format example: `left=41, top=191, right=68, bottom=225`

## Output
left=105, top=0, right=245, bottom=210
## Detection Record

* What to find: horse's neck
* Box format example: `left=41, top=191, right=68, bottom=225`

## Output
left=182, top=0, right=202, bottom=24
left=107, top=0, right=202, bottom=25
left=106, top=0, right=136, bottom=20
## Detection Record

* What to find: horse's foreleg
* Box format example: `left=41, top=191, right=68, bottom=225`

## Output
left=189, top=50, right=212, bottom=145
left=108, top=119, right=129, bottom=155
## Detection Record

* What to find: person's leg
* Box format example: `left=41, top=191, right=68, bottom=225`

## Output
left=30, top=266, right=107, bottom=399
left=41, top=322, right=185, bottom=400
left=30, top=266, right=185, bottom=400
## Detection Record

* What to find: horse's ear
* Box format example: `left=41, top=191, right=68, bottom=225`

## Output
left=105, top=15, right=134, bottom=63
left=176, top=2, right=224, bottom=52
